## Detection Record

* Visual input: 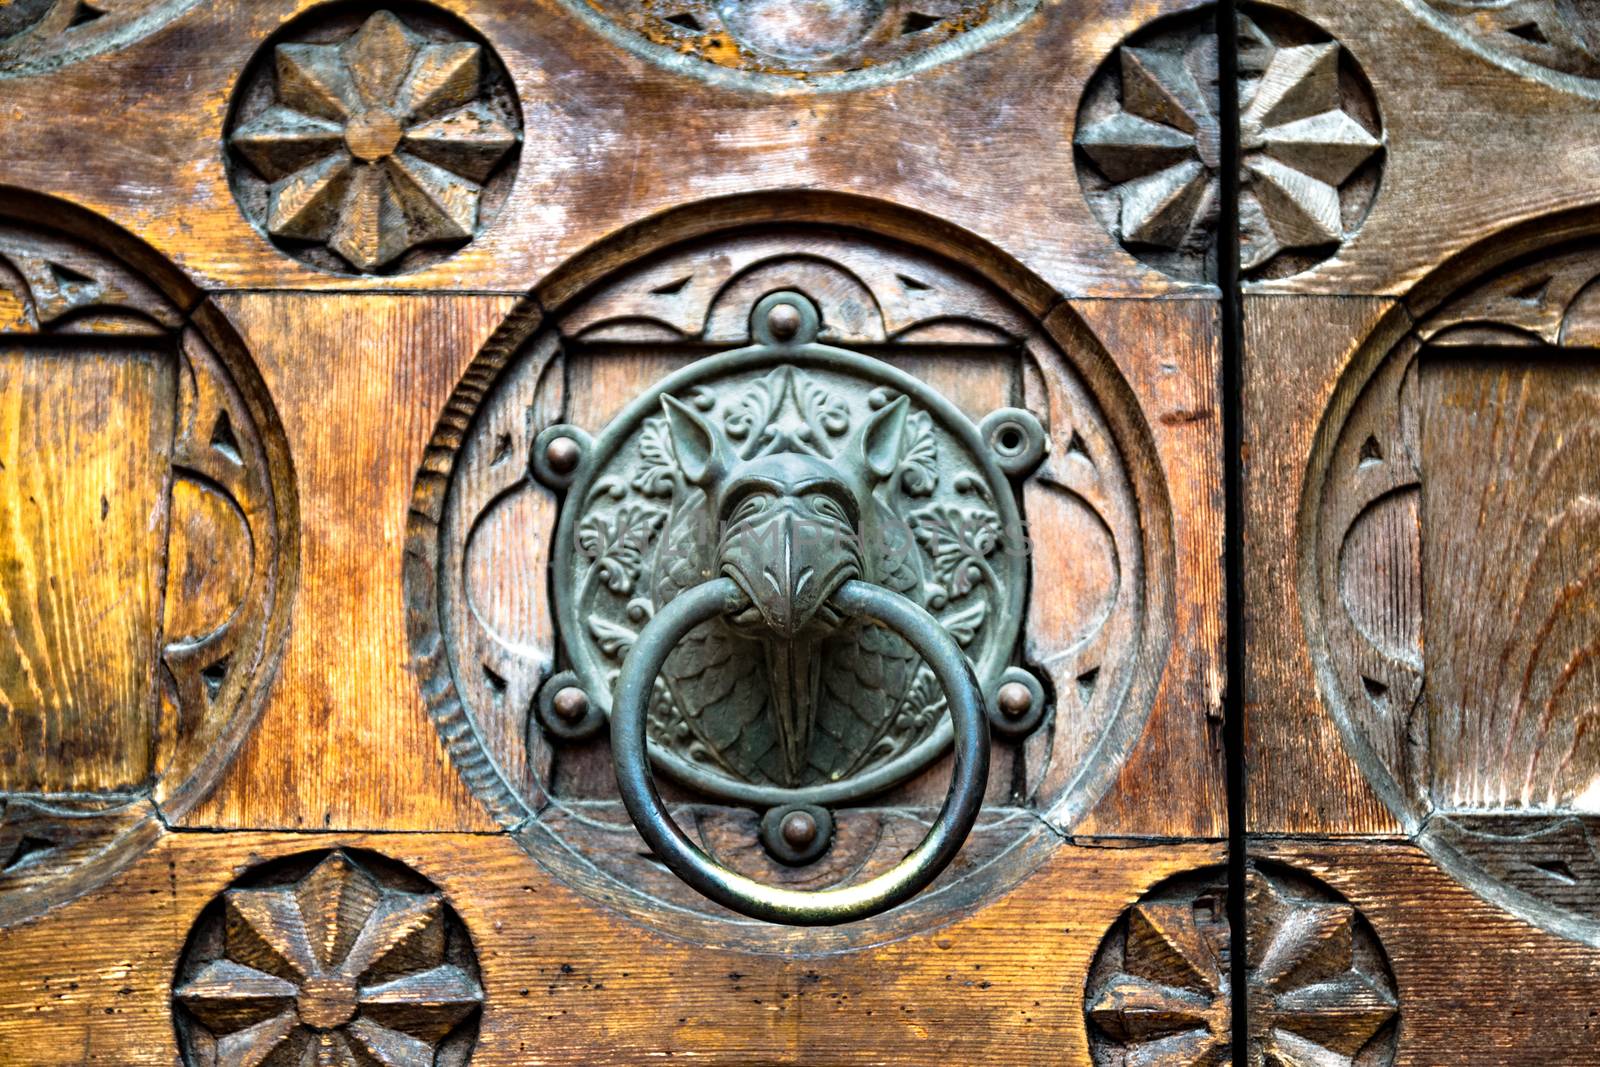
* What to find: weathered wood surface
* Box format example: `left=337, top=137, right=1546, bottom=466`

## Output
left=181, top=293, right=515, bottom=832
left=1244, top=293, right=1401, bottom=834
left=0, top=0, right=1212, bottom=301
left=0, top=828, right=1222, bottom=1064
left=1251, top=0, right=1600, bottom=297
left=0, top=342, right=174, bottom=793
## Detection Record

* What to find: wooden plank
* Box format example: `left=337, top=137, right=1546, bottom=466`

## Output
left=1244, top=294, right=1403, bottom=834
left=0, top=343, right=174, bottom=793
left=180, top=294, right=516, bottom=833
left=0, top=826, right=1222, bottom=1064
left=1065, top=298, right=1227, bottom=838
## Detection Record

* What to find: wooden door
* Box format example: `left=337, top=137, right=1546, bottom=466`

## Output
left=0, top=1, right=1585, bottom=1064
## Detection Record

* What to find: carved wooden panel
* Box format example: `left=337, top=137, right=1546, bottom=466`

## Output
left=0, top=199, right=294, bottom=925
left=407, top=222, right=1180, bottom=945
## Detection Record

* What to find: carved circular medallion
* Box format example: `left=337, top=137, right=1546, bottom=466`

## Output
left=406, top=216, right=1170, bottom=946
left=555, top=0, right=1040, bottom=90
left=224, top=5, right=523, bottom=275
left=1305, top=224, right=1600, bottom=945
left=1074, top=3, right=1385, bottom=283
left=0, top=196, right=296, bottom=927
left=172, top=848, right=482, bottom=1066
left=1085, top=862, right=1399, bottom=1066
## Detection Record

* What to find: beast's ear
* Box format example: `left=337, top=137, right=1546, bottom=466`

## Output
left=662, top=394, right=729, bottom=486
left=858, top=395, right=909, bottom=481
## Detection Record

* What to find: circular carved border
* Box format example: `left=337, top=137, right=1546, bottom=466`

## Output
left=553, top=0, right=1041, bottom=94
left=0, top=189, right=297, bottom=927
left=1301, top=206, right=1600, bottom=946
left=404, top=196, right=1174, bottom=950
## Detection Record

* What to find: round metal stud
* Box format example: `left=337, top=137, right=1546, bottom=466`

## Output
left=750, top=290, right=820, bottom=347
left=979, top=407, right=1048, bottom=477
left=986, top=666, right=1048, bottom=738
left=760, top=803, right=835, bottom=867
left=535, top=670, right=605, bottom=741
left=530, top=424, right=593, bottom=490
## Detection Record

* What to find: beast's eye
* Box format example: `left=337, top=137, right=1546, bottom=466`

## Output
left=728, top=491, right=776, bottom=525
left=807, top=492, right=851, bottom=526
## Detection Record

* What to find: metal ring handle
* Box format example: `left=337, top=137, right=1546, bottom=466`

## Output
left=611, top=576, right=990, bottom=926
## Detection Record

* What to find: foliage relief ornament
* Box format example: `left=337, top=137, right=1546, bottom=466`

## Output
left=550, top=295, right=1033, bottom=806
left=1086, top=863, right=1399, bottom=1067
left=173, top=849, right=483, bottom=1066
left=227, top=8, right=521, bottom=274
left=1075, top=6, right=1384, bottom=282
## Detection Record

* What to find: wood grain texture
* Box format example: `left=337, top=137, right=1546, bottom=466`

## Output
left=0, top=827, right=1223, bottom=1064
left=1244, top=294, right=1403, bottom=834
left=1250, top=0, right=1600, bottom=297
left=1420, top=355, right=1600, bottom=811
left=181, top=294, right=515, bottom=832
left=0, top=0, right=1212, bottom=300
left=1254, top=838, right=1600, bottom=1065
left=0, top=342, right=175, bottom=793
left=1066, top=297, right=1226, bottom=838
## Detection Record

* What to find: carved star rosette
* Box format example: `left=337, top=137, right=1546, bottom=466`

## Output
left=172, top=849, right=483, bottom=1067
left=1074, top=4, right=1384, bottom=282
left=1085, top=863, right=1399, bottom=1067
left=225, top=6, right=522, bottom=275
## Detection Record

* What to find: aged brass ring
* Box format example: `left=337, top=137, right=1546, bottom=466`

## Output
left=611, top=576, right=991, bottom=926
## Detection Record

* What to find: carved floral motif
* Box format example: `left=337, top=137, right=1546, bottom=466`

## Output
left=1075, top=6, right=1384, bottom=282
left=1086, top=863, right=1399, bottom=1067
left=173, top=849, right=482, bottom=1066
left=226, top=8, right=521, bottom=274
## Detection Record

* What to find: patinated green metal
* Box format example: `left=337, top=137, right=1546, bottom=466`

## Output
left=548, top=291, right=1039, bottom=809
left=610, top=576, right=990, bottom=925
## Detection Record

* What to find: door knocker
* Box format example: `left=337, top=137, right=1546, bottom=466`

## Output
left=532, top=291, right=1047, bottom=924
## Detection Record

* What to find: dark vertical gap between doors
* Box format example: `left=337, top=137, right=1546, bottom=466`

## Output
left=1215, top=0, right=1248, bottom=1062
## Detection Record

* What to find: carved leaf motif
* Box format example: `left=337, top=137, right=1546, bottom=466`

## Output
left=632, top=416, right=678, bottom=496
left=588, top=617, right=638, bottom=659
left=577, top=504, right=667, bottom=595
left=939, top=598, right=988, bottom=646
left=723, top=366, right=786, bottom=443
left=909, top=503, right=1003, bottom=597
left=897, top=410, right=939, bottom=496
left=797, top=373, right=850, bottom=437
